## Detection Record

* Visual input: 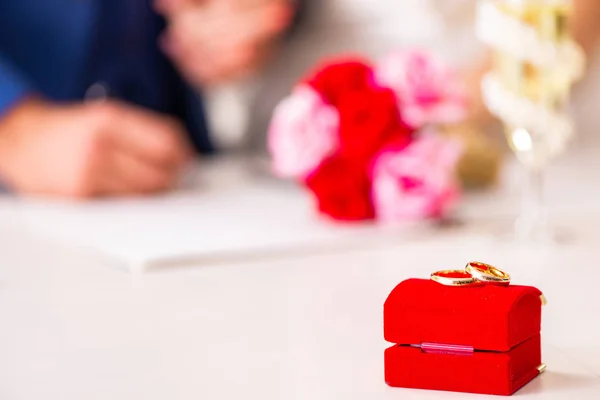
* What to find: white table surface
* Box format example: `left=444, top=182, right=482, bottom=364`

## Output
left=1, top=145, right=600, bottom=399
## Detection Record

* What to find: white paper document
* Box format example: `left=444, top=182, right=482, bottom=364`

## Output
left=8, top=159, right=406, bottom=271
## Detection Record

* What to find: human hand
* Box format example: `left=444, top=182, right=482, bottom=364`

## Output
left=155, top=0, right=295, bottom=86
left=0, top=99, right=192, bottom=199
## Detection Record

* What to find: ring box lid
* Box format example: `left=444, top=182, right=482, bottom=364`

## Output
left=384, top=279, right=542, bottom=352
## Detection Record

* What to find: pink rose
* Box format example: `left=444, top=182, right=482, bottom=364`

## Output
left=371, top=134, right=462, bottom=221
left=268, top=85, right=340, bottom=178
left=375, top=50, right=468, bottom=128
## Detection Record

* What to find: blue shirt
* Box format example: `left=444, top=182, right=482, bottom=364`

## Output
left=0, top=0, right=213, bottom=152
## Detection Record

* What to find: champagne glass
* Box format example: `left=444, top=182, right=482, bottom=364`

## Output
left=477, top=0, right=584, bottom=241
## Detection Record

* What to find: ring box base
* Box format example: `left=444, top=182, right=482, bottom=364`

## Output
left=385, top=334, right=541, bottom=396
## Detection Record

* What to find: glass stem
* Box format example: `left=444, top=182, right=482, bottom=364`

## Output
left=517, top=165, right=547, bottom=238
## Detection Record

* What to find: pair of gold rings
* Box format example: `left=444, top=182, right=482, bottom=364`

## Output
left=431, top=262, right=511, bottom=287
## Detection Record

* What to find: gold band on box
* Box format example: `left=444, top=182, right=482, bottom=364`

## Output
left=465, top=262, right=511, bottom=285
left=537, top=364, right=547, bottom=374
left=431, top=270, right=478, bottom=287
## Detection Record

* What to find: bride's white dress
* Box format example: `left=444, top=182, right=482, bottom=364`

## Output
left=205, top=0, right=600, bottom=150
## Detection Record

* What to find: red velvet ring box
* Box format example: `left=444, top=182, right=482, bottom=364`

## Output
left=384, top=279, right=543, bottom=396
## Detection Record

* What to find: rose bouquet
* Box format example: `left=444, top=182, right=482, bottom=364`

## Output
left=268, top=50, right=468, bottom=222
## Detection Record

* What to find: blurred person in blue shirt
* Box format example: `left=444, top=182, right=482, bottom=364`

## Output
left=0, top=0, right=303, bottom=198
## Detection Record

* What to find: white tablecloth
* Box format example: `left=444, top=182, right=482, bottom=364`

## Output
left=0, top=145, right=599, bottom=399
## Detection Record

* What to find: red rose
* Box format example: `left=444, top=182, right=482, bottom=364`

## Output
left=338, top=88, right=412, bottom=161
left=306, top=59, right=373, bottom=106
left=306, top=155, right=375, bottom=221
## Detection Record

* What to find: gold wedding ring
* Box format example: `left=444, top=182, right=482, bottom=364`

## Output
left=431, top=270, right=479, bottom=287
left=465, top=261, right=511, bottom=285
